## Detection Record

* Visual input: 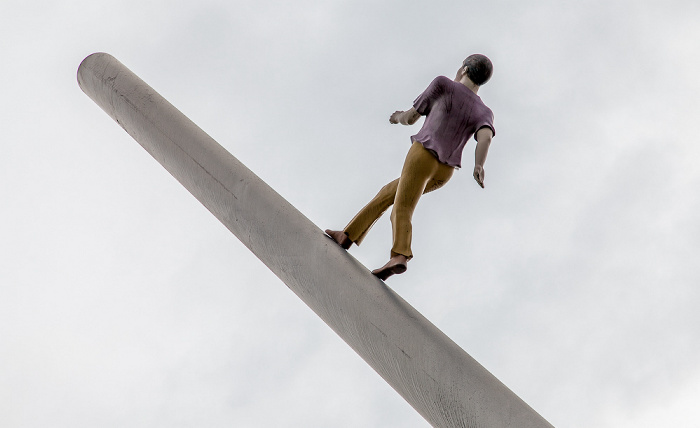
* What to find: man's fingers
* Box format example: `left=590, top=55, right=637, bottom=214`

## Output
left=473, top=169, right=485, bottom=188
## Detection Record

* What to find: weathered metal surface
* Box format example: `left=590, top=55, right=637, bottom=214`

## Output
left=78, top=52, right=553, bottom=428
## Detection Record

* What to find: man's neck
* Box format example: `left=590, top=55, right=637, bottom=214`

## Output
left=458, top=77, right=480, bottom=94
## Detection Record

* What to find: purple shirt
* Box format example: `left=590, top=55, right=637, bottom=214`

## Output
left=411, top=76, right=495, bottom=169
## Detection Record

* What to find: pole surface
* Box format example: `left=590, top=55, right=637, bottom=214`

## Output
left=78, top=52, right=553, bottom=428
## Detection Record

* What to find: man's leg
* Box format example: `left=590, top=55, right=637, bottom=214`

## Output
left=373, top=142, right=453, bottom=279
left=326, top=178, right=399, bottom=249
left=343, top=179, right=399, bottom=245
left=390, top=142, right=454, bottom=258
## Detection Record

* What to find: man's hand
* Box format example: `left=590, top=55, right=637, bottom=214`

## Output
left=390, top=108, right=421, bottom=125
left=473, top=165, right=485, bottom=188
left=389, top=111, right=403, bottom=124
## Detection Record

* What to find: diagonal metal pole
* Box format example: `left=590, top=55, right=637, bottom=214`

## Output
left=78, top=52, right=553, bottom=428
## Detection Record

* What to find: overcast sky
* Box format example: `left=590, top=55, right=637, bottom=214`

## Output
left=2, top=0, right=700, bottom=427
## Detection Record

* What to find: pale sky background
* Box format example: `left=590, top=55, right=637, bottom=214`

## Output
left=2, top=1, right=700, bottom=427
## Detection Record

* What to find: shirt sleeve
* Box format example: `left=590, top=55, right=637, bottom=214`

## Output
left=473, top=109, right=496, bottom=140
left=412, top=76, right=446, bottom=116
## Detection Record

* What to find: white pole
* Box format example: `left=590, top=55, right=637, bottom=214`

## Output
left=78, top=52, right=553, bottom=428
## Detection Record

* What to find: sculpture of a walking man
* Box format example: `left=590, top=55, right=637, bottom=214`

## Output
left=326, top=54, right=495, bottom=280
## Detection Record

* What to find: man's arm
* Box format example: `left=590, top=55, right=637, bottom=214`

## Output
left=473, top=127, right=493, bottom=188
left=389, top=107, right=421, bottom=125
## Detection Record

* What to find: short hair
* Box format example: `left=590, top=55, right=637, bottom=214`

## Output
left=463, top=54, right=493, bottom=86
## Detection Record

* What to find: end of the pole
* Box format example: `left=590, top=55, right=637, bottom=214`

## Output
left=77, top=52, right=115, bottom=94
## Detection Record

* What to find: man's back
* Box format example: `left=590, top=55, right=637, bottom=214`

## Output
left=411, top=75, right=494, bottom=169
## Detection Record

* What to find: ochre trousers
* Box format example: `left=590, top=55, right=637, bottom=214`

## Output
left=344, top=141, right=454, bottom=259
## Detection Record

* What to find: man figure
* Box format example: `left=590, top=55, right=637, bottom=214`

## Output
left=326, top=54, right=495, bottom=280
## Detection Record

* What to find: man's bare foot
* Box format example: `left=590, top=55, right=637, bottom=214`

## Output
left=325, top=229, right=352, bottom=250
left=372, top=254, right=408, bottom=280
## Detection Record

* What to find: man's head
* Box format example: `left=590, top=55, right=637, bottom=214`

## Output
left=462, top=54, right=493, bottom=86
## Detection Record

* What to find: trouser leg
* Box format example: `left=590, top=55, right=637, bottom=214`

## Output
left=344, top=178, right=399, bottom=245
left=390, top=142, right=454, bottom=259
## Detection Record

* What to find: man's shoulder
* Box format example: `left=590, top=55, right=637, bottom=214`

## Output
left=428, top=75, right=454, bottom=89
left=480, top=103, right=495, bottom=121
left=474, top=95, right=493, bottom=116
left=437, top=75, right=461, bottom=89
